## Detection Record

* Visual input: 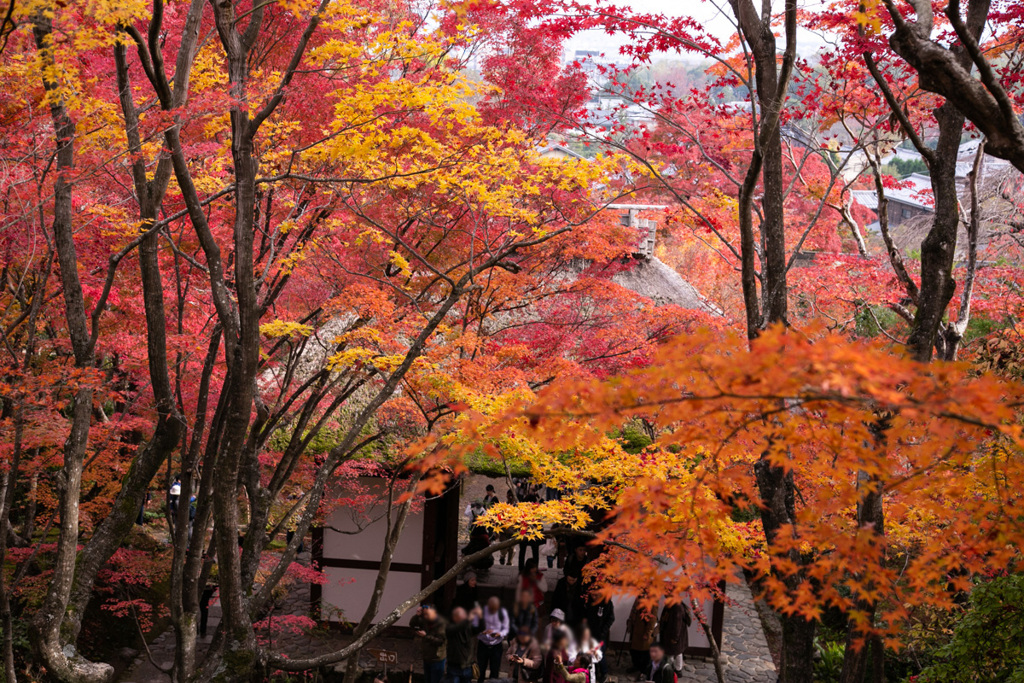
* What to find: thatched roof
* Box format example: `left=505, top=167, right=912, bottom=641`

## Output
left=558, top=256, right=720, bottom=314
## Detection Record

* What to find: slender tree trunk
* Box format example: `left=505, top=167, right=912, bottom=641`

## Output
left=693, top=598, right=726, bottom=683
left=0, top=250, right=50, bottom=683
left=0, top=412, right=23, bottom=683
left=837, top=200, right=869, bottom=256
left=202, top=6, right=265, bottom=676
left=838, top=472, right=885, bottom=683
left=343, top=484, right=416, bottom=683
left=938, top=142, right=985, bottom=360
left=728, top=0, right=810, bottom=679
left=759, top=97, right=789, bottom=326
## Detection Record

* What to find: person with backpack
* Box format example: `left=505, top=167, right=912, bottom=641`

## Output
left=645, top=644, right=676, bottom=683
left=477, top=596, right=510, bottom=683
left=169, top=476, right=181, bottom=515
left=506, top=624, right=542, bottom=683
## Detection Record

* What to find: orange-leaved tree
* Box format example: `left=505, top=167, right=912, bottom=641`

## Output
left=452, top=325, right=1024, bottom=681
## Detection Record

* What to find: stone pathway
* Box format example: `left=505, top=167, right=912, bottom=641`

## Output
left=705, top=581, right=776, bottom=683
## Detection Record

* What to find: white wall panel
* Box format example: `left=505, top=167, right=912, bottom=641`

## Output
left=322, top=477, right=424, bottom=564
left=321, top=566, right=423, bottom=626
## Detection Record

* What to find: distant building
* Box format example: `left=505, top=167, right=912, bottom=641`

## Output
left=851, top=172, right=935, bottom=228
left=537, top=143, right=587, bottom=161
left=570, top=48, right=618, bottom=74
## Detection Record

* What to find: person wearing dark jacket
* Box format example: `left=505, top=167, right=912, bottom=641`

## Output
left=463, top=526, right=495, bottom=571
left=411, top=605, right=448, bottom=683
left=550, top=572, right=586, bottom=628
left=447, top=606, right=483, bottom=683
left=583, top=593, right=614, bottom=683
left=563, top=545, right=589, bottom=578
left=454, top=573, right=480, bottom=610
left=483, top=484, right=500, bottom=508
left=583, top=592, right=615, bottom=641
left=658, top=602, right=690, bottom=669
left=645, top=644, right=675, bottom=683
left=511, top=589, right=539, bottom=639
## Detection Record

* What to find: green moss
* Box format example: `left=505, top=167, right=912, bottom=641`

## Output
left=215, top=644, right=257, bottom=683
left=855, top=305, right=901, bottom=339
left=613, top=422, right=653, bottom=454
left=464, top=450, right=531, bottom=477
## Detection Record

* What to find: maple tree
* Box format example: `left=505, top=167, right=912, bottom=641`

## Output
left=453, top=2, right=1024, bottom=681
left=1, top=0, right=1024, bottom=682
left=454, top=326, right=1024, bottom=683
left=0, top=0, right=694, bottom=680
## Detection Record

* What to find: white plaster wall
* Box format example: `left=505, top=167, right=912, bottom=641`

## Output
left=321, top=566, right=423, bottom=626
left=322, top=477, right=425, bottom=564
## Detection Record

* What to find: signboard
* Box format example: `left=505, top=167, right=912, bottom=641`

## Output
left=367, top=649, right=398, bottom=665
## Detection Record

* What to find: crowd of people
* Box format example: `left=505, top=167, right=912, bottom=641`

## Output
left=406, top=480, right=693, bottom=683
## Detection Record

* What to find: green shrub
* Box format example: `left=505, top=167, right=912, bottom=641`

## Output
left=813, top=637, right=845, bottom=683
left=917, top=573, right=1024, bottom=682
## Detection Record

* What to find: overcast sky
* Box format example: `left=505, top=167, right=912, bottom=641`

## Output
left=563, top=0, right=831, bottom=64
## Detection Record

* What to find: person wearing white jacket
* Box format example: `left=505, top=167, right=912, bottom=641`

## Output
left=543, top=609, right=578, bottom=662
left=577, top=624, right=603, bottom=683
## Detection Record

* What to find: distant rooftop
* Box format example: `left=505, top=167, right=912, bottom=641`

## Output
left=851, top=172, right=934, bottom=211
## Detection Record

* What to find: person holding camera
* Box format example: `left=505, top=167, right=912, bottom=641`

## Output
left=411, top=604, right=448, bottom=683
left=476, top=596, right=510, bottom=683
left=506, top=624, right=542, bottom=683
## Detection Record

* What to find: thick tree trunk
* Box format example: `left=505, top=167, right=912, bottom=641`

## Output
left=754, top=459, right=814, bottom=683
left=28, top=15, right=114, bottom=683
left=885, top=0, right=1024, bottom=172
left=906, top=103, right=964, bottom=362
left=883, top=0, right=989, bottom=361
